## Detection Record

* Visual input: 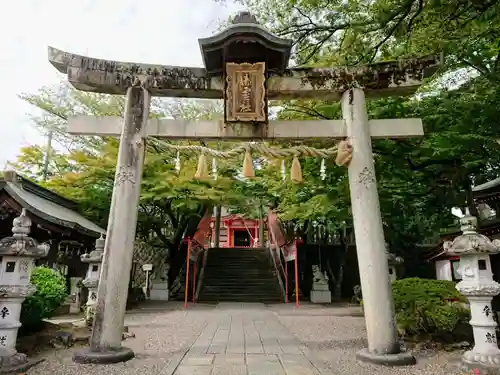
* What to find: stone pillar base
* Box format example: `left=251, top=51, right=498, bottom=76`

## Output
left=73, top=346, right=134, bottom=364
left=0, top=352, right=44, bottom=373
left=462, top=350, right=500, bottom=373
left=356, top=348, right=416, bottom=367
left=310, top=290, right=331, bottom=304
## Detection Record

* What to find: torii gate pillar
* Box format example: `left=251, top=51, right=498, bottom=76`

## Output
left=343, top=88, right=414, bottom=365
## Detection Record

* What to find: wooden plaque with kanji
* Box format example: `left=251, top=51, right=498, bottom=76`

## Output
left=225, top=62, right=266, bottom=123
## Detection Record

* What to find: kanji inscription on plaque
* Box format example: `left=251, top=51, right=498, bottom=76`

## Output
left=225, top=62, right=266, bottom=123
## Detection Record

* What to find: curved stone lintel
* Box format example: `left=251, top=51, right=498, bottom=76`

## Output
left=48, top=47, right=442, bottom=100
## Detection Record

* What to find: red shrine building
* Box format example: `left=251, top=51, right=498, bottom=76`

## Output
left=209, top=208, right=267, bottom=248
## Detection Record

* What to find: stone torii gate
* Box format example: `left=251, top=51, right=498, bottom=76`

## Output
left=48, top=12, right=440, bottom=366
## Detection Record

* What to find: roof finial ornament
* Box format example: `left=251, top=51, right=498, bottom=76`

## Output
left=232, top=11, right=259, bottom=24
left=12, top=208, right=31, bottom=238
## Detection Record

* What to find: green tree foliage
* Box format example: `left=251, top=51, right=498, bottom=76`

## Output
left=392, top=278, right=470, bottom=341
left=210, top=2, right=500, bottom=267
left=225, top=0, right=500, bottom=79
left=20, top=266, right=68, bottom=332
left=11, top=85, right=245, bottom=281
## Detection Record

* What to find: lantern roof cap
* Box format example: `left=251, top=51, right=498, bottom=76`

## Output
left=444, top=210, right=500, bottom=255
left=0, top=209, right=49, bottom=257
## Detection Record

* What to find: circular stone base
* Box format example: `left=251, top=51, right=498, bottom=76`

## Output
left=73, top=347, right=134, bottom=364
left=462, top=351, right=500, bottom=374
left=356, top=348, right=416, bottom=367
left=0, top=355, right=44, bottom=374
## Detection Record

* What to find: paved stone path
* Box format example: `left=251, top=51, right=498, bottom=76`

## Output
left=173, top=303, right=323, bottom=375
left=28, top=302, right=468, bottom=375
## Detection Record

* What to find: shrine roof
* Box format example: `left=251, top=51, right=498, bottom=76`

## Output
left=198, top=11, right=292, bottom=74
left=473, top=177, right=500, bottom=200
left=48, top=46, right=442, bottom=100
left=0, top=171, right=105, bottom=237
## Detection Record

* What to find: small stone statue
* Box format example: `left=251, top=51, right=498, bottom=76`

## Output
left=310, top=265, right=331, bottom=302
left=312, top=265, right=329, bottom=285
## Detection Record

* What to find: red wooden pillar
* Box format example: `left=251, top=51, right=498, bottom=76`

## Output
left=227, top=220, right=233, bottom=247
left=184, top=238, right=191, bottom=309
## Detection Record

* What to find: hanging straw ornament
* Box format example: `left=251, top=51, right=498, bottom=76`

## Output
left=320, top=159, right=326, bottom=181
left=335, top=139, right=353, bottom=167
left=175, top=151, right=181, bottom=174
left=242, top=148, right=255, bottom=178
left=194, top=152, right=209, bottom=180
left=281, top=160, right=286, bottom=182
left=212, top=157, right=218, bottom=180
left=290, top=155, right=303, bottom=184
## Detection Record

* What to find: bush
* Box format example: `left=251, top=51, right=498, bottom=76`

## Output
left=20, top=266, right=68, bottom=332
left=392, top=278, right=470, bottom=341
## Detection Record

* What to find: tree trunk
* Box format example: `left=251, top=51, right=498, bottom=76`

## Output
left=333, top=229, right=349, bottom=301
left=465, top=177, right=479, bottom=217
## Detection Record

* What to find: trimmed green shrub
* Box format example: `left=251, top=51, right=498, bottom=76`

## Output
left=20, top=266, right=68, bottom=331
left=392, top=277, right=470, bottom=340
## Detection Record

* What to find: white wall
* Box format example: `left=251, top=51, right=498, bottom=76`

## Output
left=435, top=259, right=453, bottom=281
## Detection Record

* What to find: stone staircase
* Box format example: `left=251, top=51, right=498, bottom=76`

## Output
left=199, top=247, right=284, bottom=303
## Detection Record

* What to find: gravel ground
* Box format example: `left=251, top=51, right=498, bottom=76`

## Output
left=271, top=303, right=467, bottom=375
left=25, top=302, right=471, bottom=375
left=27, top=303, right=214, bottom=375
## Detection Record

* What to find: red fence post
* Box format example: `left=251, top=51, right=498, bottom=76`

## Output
left=192, top=263, right=197, bottom=303
left=184, top=238, right=191, bottom=309
left=285, top=258, right=289, bottom=303
left=294, top=239, right=299, bottom=308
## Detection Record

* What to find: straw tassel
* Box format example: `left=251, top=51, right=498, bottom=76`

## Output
left=242, top=149, right=255, bottom=178
left=290, top=156, right=303, bottom=184
left=194, top=153, right=209, bottom=180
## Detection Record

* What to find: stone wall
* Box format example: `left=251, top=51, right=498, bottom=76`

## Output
left=130, top=240, right=167, bottom=288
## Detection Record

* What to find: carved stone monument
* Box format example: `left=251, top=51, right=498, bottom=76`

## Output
left=310, top=265, right=331, bottom=303
left=0, top=209, right=49, bottom=372
left=68, top=277, right=83, bottom=314
left=387, top=252, right=404, bottom=282
left=81, top=236, right=104, bottom=327
left=149, top=264, right=170, bottom=301
left=49, top=9, right=441, bottom=366
left=443, top=210, right=500, bottom=373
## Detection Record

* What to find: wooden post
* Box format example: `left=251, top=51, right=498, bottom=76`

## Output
left=285, top=259, right=289, bottom=303
left=215, top=206, right=221, bottom=248
left=192, top=263, right=197, bottom=303
left=294, top=240, right=299, bottom=308
left=259, top=204, right=265, bottom=247
left=184, top=239, right=191, bottom=309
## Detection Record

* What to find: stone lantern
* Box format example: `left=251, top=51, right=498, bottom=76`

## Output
left=0, top=209, right=49, bottom=372
left=387, top=253, right=403, bottom=282
left=443, top=210, right=500, bottom=372
left=81, top=235, right=104, bottom=327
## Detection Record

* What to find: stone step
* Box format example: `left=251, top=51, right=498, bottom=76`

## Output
left=199, top=246, right=282, bottom=303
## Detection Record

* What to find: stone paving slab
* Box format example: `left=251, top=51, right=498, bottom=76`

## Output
left=170, top=303, right=323, bottom=375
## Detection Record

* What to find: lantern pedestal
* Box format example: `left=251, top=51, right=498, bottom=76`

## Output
left=0, top=209, right=49, bottom=373
left=443, top=212, right=500, bottom=373
left=458, top=282, right=500, bottom=372
left=81, top=237, right=104, bottom=327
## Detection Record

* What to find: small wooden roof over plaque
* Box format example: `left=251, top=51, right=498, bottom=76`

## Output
left=198, top=11, right=293, bottom=75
